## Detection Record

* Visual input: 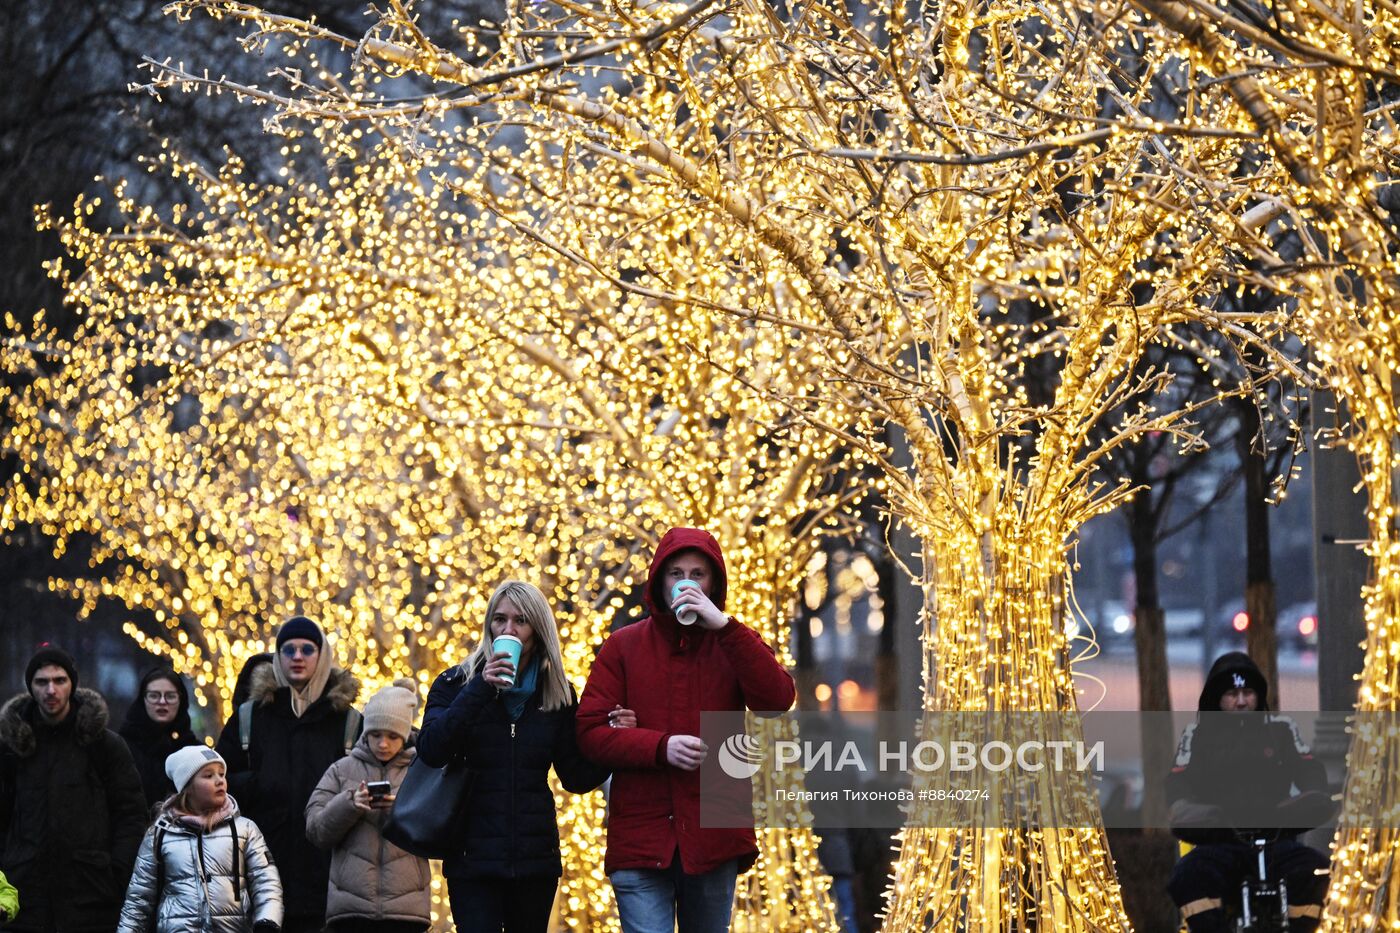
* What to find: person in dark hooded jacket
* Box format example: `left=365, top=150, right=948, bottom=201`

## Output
left=231, top=654, right=274, bottom=712
left=1166, top=651, right=1332, bottom=933
left=418, top=580, right=611, bottom=933
left=215, top=618, right=361, bottom=933
left=119, top=668, right=202, bottom=811
left=577, top=527, right=797, bottom=933
left=0, top=646, right=148, bottom=933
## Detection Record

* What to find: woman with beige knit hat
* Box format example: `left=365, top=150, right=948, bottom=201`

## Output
left=304, top=679, right=430, bottom=933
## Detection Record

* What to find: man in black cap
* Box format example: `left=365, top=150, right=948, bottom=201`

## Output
left=217, top=617, right=361, bottom=933
left=0, top=646, right=147, bottom=933
left=1166, top=651, right=1332, bottom=933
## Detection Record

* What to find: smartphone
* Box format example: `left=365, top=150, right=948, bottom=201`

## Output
left=366, top=781, right=393, bottom=799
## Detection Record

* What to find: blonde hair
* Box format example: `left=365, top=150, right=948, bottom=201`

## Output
left=166, top=787, right=199, bottom=815
left=463, top=581, right=572, bottom=712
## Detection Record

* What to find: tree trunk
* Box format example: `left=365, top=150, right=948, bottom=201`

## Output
left=875, top=547, right=899, bottom=713
left=1244, top=580, right=1278, bottom=701
left=1235, top=397, right=1280, bottom=695
left=1128, top=489, right=1172, bottom=831
left=794, top=607, right=821, bottom=711
left=881, top=520, right=1131, bottom=932
left=1319, top=412, right=1400, bottom=932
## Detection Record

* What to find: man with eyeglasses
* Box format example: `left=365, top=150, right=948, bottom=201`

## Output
left=216, top=617, right=362, bottom=933
left=0, top=645, right=146, bottom=933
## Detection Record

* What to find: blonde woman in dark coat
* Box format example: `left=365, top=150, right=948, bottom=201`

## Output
left=418, top=581, right=617, bottom=933
left=305, top=680, right=430, bottom=933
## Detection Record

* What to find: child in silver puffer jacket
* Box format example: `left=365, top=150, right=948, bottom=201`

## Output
left=118, top=746, right=283, bottom=933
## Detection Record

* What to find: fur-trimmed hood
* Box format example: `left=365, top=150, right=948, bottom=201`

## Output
left=247, top=661, right=359, bottom=712
left=0, top=687, right=112, bottom=758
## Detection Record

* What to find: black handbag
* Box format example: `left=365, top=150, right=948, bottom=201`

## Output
left=382, top=753, right=473, bottom=860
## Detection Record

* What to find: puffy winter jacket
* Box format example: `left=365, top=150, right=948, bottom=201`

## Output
left=576, top=528, right=796, bottom=875
left=0, top=688, right=149, bottom=933
left=304, top=735, right=430, bottom=925
left=417, top=667, right=609, bottom=880
left=116, top=799, right=282, bottom=933
left=0, top=869, right=17, bottom=923
left=214, top=664, right=360, bottom=927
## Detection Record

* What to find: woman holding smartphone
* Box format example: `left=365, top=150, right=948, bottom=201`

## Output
left=305, top=680, right=431, bottom=933
left=417, top=581, right=631, bottom=933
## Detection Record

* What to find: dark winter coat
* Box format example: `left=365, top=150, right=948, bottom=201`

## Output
left=0, top=688, right=149, bottom=933
left=576, top=528, right=797, bottom=875
left=1168, top=652, right=1328, bottom=842
left=119, top=669, right=202, bottom=811
left=417, top=665, right=608, bottom=880
left=215, top=663, right=361, bottom=926
left=304, top=734, right=430, bottom=925
left=229, top=655, right=273, bottom=714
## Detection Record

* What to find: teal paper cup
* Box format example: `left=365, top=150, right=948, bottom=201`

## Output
left=671, top=579, right=702, bottom=625
left=492, top=634, right=523, bottom=684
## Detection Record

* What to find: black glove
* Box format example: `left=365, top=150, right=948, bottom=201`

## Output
left=252, top=922, right=279, bottom=933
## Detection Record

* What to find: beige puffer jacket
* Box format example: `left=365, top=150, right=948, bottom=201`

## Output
left=304, top=735, right=430, bottom=925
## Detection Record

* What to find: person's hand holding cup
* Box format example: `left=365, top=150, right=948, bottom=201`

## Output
left=670, top=579, right=702, bottom=625
left=670, top=580, right=727, bottom=630
left=484, top=634, right=523, bottom=689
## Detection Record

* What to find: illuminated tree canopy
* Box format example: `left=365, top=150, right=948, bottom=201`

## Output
left=0, top=125, right=864, bottom=927
left=2, top=0, right=1397, bottom=926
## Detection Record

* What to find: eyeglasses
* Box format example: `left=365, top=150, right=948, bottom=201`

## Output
left=280, top=643, right=319, bottom=658
left=145, top=691, right=180, bottom=703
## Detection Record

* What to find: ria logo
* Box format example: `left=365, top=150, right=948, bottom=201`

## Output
left=717, top=733, right=765, bottom=779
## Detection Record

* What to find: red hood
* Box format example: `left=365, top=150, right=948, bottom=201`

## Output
left=643, top=528, right=729, bottom=635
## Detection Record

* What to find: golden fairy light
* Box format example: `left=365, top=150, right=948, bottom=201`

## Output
left=122, top=1, right=1340, bottom=929
left=0, top=115, right=860, bottom=928
left=1107, top=0, right=1400, bottom=925
left=5, top=0, right=1396, bottom=924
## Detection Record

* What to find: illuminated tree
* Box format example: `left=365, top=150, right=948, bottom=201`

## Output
left=11, top=0, right=1397, bottom=924
left=0, top=118, right=861, bottom=928
left=120, top=0, right=1353, bottom=927
left=1109, top=0, right=1400, bottom=924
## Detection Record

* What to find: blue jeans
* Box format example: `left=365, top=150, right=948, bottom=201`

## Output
left=610, top=856, right=739, bottom=933
left=829, top=875, right=858, bottom=933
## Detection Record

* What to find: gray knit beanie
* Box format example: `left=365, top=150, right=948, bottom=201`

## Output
left=362, top=678, right=419, bottom=740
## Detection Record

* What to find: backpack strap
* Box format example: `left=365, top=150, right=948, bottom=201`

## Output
left=343, top=708, right=363, bottom=754
left=242, top=695, right=357, bottom=754
left=152, top=825, right=167, bottom=900
left=238, top=700, right=255, bottom=753
left=229, top=819, right=242, bottom=902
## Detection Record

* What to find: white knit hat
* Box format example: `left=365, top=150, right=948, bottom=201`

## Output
left=166, top=745, right=226, bottom=793
left=362, top=678, right=419, bottom=740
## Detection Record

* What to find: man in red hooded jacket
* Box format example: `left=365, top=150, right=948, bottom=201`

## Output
left=578, top=528, right=796, bottom=933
